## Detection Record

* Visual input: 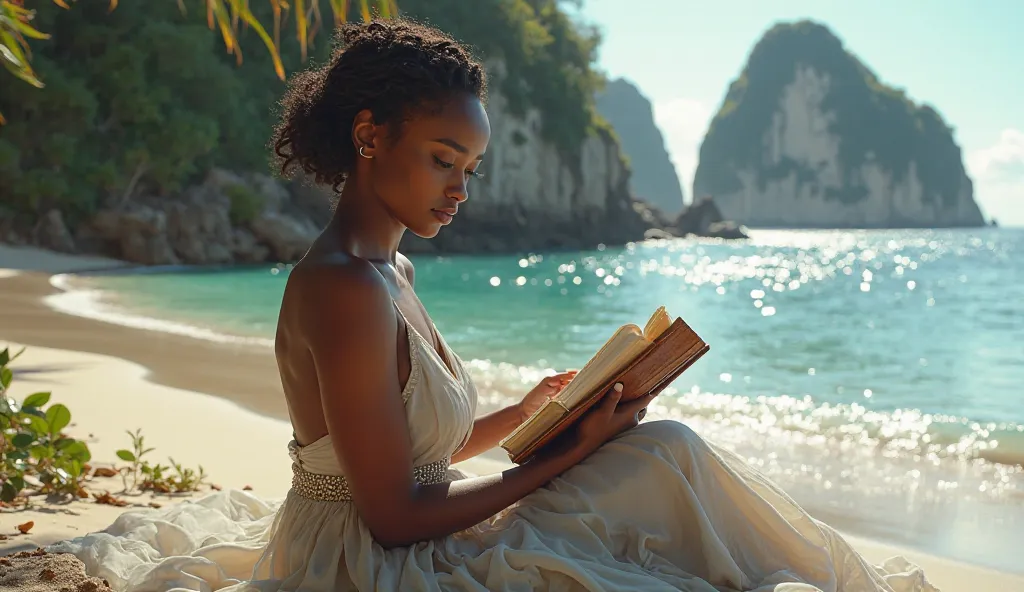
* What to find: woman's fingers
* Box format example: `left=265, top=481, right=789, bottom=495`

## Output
left=600, top=383, right=623, bottom=418
left=543, top=370, right=578, bottom=392
left=615, top=391, right=657, bottom=426
left=621, top=391, right=657, bottom=412
left=545, top=370, right=575, bottom=386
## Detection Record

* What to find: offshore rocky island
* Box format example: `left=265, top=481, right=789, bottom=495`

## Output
left=693, top=21, right=986, bottom=229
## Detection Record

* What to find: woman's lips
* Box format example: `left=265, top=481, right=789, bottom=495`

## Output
left=432, top=209, right=455, bottom=224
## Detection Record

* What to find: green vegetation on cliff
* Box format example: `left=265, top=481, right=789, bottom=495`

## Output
left=0, top=0, right=606, bottom=226
left=695, top=20, right=969, bottom=207
left=0, top=1, right=304, bottom=226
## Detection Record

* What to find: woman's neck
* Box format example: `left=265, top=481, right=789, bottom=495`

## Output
left=327, top=175, right=406, bottom=264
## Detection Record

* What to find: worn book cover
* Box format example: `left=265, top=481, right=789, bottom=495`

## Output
left=500, top=306, right=710, bottom=464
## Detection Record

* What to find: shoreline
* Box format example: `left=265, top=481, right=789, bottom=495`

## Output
left=1, top=245, right=1023, bottom=589
left=0, top=268, right=291, bottom=422
left=46, top=271, right=276, bottom=348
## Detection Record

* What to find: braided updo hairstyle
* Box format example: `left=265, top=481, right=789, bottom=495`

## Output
left=272, top=18, right=488, bottom=193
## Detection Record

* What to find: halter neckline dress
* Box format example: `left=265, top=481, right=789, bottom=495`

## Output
left=49, top=304, right=936, bottom=592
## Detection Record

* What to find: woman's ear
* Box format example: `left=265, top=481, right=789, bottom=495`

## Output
left=351, top=109, right=379, bottom=158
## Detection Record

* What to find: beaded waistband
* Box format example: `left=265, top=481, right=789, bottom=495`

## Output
left=291, top=456, right=452, bottom=502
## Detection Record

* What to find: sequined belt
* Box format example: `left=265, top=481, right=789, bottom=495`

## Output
left=291, top=456, right=451, bottom=502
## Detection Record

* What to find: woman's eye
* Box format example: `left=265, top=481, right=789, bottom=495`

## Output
left=435, top=156, right=484, bottom=179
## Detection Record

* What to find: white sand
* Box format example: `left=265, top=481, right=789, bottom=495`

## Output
left=0, top=245, right=126, bottom=274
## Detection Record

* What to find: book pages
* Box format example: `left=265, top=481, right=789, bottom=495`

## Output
left=501, top=305, right=683, bottom=454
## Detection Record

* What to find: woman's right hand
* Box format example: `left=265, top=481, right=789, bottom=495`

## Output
left=571, top=383, right=656, bottom=458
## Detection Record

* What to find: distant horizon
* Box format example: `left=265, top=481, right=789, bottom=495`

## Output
left=572, top=0, right=1024, bottom=227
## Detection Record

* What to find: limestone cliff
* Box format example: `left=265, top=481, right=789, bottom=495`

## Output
left=693, top=20, right=985, bottom=228
left=401, top=64, right=647, bottom=254
left=594, top=78, right=686, bottom=215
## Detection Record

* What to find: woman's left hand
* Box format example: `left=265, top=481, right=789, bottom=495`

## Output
left=517, top=370, right=578, bottom=423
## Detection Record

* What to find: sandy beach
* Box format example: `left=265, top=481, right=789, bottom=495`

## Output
left=1, top=244, right=1022, bottom=591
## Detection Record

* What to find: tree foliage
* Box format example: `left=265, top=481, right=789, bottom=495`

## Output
left=0, top=0, right=397, bottom=125
left=398, top=0, right=608, bottom=159
left=0, top=0, right=607, bottom=227
left=2, top=2, right=287, bottom=223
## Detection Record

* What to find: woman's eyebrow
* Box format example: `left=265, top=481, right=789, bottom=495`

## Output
left=433, top=138, right=485, bottom=160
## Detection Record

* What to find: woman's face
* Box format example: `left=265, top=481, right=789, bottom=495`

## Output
left=357, top=93, right=491, bottom=239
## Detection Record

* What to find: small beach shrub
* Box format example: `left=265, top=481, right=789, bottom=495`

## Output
left=0, top=346, right=92, bottom=503
left=225, top=183, right=263, bottom=226
left=117, top=428, right=207, bottom=494
left=1, top=346, right=209, bottom=506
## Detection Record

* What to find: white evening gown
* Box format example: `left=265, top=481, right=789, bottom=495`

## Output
left=48, top=314, right=937, bottom=592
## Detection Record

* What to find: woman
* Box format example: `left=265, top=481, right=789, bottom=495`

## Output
left=51, top=18, right=936, bottom=592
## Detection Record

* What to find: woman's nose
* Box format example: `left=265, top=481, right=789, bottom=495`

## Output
left=447, top=177, right=469, bottom=202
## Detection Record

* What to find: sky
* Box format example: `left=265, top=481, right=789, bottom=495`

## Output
left=570, top=0, right=1024, bottom=226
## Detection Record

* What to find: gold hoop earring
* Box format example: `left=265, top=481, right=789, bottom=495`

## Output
left=359, top=146, right=373, bottom=159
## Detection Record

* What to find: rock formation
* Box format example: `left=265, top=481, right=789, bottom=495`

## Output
left=595, top=78, right=687, bottom=215
left=673, top=196, right=749, bottom=239
left=5, top=69, right=655, bottom=265
left=22, top=169, right=318, bottom=266
left=693, top=20, right=986, bottom=228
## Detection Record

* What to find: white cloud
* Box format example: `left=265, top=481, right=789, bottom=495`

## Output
left=652, top=98, right=713, bottom=202
left=967, top=128, right=1024, bottom=182
left=966, top=128, right=1024, bottom=226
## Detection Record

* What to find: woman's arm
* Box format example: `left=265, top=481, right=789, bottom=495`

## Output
left=453, top=370, right=575, bottom=463
left=451, top=405, right=522, bottom=463
left=300, top=261, right=646, bottom=549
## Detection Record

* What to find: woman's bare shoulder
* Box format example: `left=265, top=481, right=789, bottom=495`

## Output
left=288, top=254, right=390, bottom=303
left=281, top=255, right=397, bottom=340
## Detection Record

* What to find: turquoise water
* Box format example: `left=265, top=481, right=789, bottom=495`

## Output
left=75, top=228, right=1024, bottom=569
left=91, top=228, right=1024, bottom=430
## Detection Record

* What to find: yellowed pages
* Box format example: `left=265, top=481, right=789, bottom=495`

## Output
left=501, top=305, right=675, bottom=452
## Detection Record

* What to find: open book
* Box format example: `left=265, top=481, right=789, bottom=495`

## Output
left=499, top=306, right=710, bottom=464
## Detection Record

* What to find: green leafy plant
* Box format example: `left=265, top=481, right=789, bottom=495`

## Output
left=0, top=0, right=398, bottom=125
left=117, top=428, right=207, bottom=494
left=0, top=346, right=209, bottom=508
left=0, top=1, right=49, bottom=124
left=0, top=345, right=92, bottom=504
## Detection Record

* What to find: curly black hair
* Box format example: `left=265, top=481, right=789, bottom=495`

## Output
left=271, top=17, right=488, bottom=193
